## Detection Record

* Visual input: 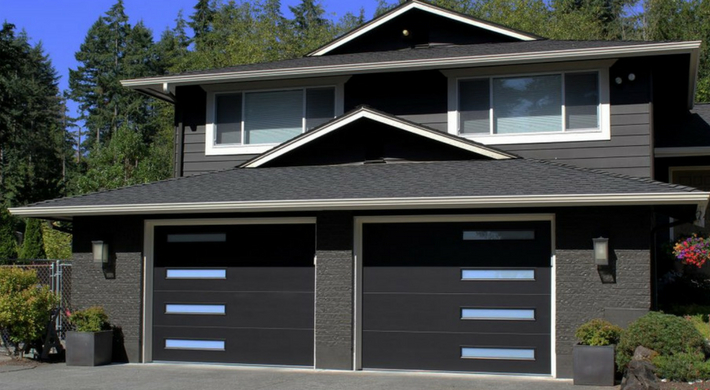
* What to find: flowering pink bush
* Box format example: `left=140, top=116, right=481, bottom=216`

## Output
left=674, top=234, right=710, bottom=268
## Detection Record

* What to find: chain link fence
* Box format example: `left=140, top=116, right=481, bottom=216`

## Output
left=0, top=260, right=72, bottom=339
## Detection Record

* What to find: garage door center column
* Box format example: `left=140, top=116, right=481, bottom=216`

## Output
left=315, top=211, right=354, bottom=370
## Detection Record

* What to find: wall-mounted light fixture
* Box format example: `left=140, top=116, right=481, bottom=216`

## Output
left=628, top=73, right=636, bottom=82
left=402, top=29, right=410, bottom=37
left=92, top=240, right=109, bottom=264
left=593, top=237, right=609, bottom=266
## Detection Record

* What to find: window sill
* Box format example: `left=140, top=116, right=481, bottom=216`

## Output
left=205, top=143, right=278, bottom=156
left=460, top=130, right=610, bottom=146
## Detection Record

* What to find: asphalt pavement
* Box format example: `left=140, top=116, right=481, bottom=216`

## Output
left=0, top=362, right=619, bottom=390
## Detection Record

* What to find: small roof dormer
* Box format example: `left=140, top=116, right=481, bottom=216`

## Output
left=308, top=0, right=540, bottom=57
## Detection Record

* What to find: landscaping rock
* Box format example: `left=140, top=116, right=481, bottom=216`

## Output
left=633, top=346, right=658, bottom=362
left=621, top=360, right=660, bottom=390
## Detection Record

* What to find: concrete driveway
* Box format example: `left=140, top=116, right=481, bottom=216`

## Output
left=0, top=360, right=618, bottom=390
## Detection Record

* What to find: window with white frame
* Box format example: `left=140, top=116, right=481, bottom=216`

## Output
left=455, top=70, right=609, bottom=144
left=212, top=86, right=335, bottom=148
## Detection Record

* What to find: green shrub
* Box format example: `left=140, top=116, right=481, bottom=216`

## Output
left=0, top=267, right=58, bottom=345
left=19, top=218, right=45, bottom=260
left=653, top=351, right=710, bottom=381
left=69, top=306, right=110, bottom=332
left=576, top=318, right=622, bottom=346
left=616, top=312, right=706, bottom=369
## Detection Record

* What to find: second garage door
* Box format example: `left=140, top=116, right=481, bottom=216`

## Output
left=362, top=220, right=552, bottom=374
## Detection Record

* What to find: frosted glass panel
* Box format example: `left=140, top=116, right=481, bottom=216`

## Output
left=493, top=75, right=562, bottom=134
left=461, top=270, right=535, bottom=280
left=166, top=269, right=226, bottom=279
left=463, top=230, right=534, bottom=240
left=245, top=90, right=303, bottom=144
left=165, top=339, right=225, bottom=351
left=461, top=309, right=535, bottom=320
left=215, top=94, right=242, bottom=144
left=459, top=79, right=490, bottom=134
left=165, top=304, right=226, bottom=315
left=566, top=72, right=599, bottom=130
left=461, top=347, right=535, bottom=360
left=167, top=233, right=226, bottom=243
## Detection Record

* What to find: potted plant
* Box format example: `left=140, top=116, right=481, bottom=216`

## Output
left=65, top=306, right=112, bottom=366
left=573, top=318, right=622, bottom=386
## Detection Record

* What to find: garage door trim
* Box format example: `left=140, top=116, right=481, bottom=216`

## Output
left=143, top=217, right=316, bottom=363
left=353, top=214, right=556, bottom=376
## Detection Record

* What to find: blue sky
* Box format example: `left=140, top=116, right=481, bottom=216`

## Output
left=1, top=0, right=381, bottom=120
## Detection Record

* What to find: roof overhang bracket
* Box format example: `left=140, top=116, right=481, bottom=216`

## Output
left=695, top=199, right=707, bottom=227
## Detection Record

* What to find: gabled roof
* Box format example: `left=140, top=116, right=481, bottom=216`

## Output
left=241, top=106, right=516, bottom=168
left=10, top=159, right=708, bottom=219
left=307, top=0, right=539, bottom=57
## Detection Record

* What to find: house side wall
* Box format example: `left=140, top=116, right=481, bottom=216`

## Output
left=554, top=207, right=652, bottom=378
left=72, top=216, right=144, bottom=363
left=176, top=57, right=655, bottom=177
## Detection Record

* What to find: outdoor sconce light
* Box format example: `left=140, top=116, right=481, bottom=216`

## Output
left=593, top=237, right=609, bottom=266
left=92, top=240, right=109, bottom=264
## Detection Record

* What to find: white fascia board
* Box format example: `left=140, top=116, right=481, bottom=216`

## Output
left=308, top=1, right=537, bottom=57
left=120, top=42, right=701, bottom=90
left=243, top=108, right=514, bottom=167
left=9, top=192, right=709, bottom=218
left=655, top=147, right=710, bottom=158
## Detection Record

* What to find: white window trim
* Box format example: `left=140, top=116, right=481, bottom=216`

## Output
left=205, top=77, right=347, bottom=156
left=444, top=62, right=611, bottom=145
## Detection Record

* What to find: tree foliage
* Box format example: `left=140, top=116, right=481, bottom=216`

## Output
left=19, top=218, right=46, bottom=260
left=0, top=206, right=17, bottom=262
left=0, top=23, right=70, bottom=208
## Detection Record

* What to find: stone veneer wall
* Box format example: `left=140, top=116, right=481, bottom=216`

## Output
left=554, top=207, right=652, bottom=378
left=72, top=216, right=144, bottom=363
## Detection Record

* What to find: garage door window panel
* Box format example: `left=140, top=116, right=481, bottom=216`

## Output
left=165, top=304, right=226, bottom=315
left=165, top=339, right=226, bottom=351
left=460, top=308, right=535, bottom=321
left=461, top=347, right=535, bottom=361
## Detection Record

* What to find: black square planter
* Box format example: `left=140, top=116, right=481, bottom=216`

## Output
left=66, top=330, right=113, bottom=366
left=573, top=344, right=615, bottom=386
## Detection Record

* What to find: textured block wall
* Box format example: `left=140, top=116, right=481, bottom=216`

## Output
left=72, top=216, right=144, bottom=363
left=315, top=211, right=354, bottom=369
left=554, top=207, right=652, bottom=378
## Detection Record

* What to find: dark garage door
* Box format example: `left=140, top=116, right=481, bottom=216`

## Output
left=362, top=220, right=551, bottom=374
left=152, top=223, right=315, bottom=366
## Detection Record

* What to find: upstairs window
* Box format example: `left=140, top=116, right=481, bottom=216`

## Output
left=454, top=70, right=609, bottom=145
left=215, top=87, right=334, bottom=146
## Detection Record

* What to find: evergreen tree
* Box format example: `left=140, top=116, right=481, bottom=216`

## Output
left=0, top=23, right=68, bottom=207
left=19, top=218, right=45, bottom=260
left=189, top=0, right=216, bottom=41
left=68, top=0, right=173, bottom=193
left=0, top=206, right=17, bottom=262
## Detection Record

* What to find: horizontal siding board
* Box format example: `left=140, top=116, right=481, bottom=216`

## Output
left=509, top=146, right=650, bottom=160
left=552, top=156, right=650, bottom=169
left=610, top=104, right=650, bottom=115
left=398, top=113, right=447, bottom=124
left=611, top=113, right=650, bottom=126
left=501, top=135, right=650, bottom=152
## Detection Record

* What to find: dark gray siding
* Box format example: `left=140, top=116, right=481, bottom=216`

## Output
left=175, top=86, right=256, bottom=176
left=499, top=104, right=652, bottom=177
left=72, top=216, right=144, bottom=363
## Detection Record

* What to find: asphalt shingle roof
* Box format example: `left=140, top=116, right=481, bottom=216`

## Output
left=155, top=40, right=658, bottom=78
left=23, top=159, right=701, bottom=209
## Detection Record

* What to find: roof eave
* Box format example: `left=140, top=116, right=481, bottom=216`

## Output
left=121, top=41, right=701, bottom=108
left=10, top=192, right=709, bottom=219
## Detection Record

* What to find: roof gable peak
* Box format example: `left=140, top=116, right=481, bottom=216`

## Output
left=307, top=0, right=540, bottom=57
left=241, top=106, right=516, bottom=168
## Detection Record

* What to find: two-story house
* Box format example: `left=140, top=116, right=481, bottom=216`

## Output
left=11, top=0, right=710, bottom=378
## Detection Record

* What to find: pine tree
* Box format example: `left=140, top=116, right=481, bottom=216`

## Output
left=0, top=206, right=17, bottom=262
left=0, top=23, right=68, bottom=207
left=19, top=218, right=45, bottom=260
